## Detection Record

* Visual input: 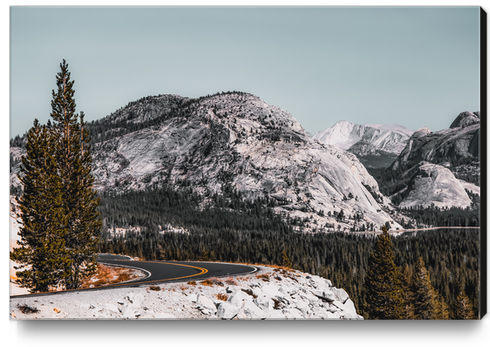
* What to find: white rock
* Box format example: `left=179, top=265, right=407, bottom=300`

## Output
left=105, top=303, right=119, bottom=313
left=121, top=303, right=138, bottom=319
left=337, top=298, right=358, bottom=319
left=187, top=293, right=198, bottom=303
left=331, top=288, right=349, bottom=303
left=294, top=299, right=310, bottom=316
left=217, top=301, right=240, bottom=320
left=228, top=290, right=249, bottom=306
left=283, top=308, right=305, bottom=320
left=197, top=295, right=217, bottom=314
left=263, top=309, right=286, bottom=320
left=254, top=294, right=272, bottom=311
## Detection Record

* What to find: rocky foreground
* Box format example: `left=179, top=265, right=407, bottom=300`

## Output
left=10, top=265, right=362, bottom=320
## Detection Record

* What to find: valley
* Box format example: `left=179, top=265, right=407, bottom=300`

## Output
left=9, top=91, right=482, bottom=319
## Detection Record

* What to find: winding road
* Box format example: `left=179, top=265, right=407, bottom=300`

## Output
left=10, top=254, right=258, bottom=298
left=97, top=254, right=258, bottom=288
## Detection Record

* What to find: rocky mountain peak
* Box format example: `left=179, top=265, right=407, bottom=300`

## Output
left=312, top=120, right=414, bottom=169
left=83, top=92, right=402, bottom=231
left=10, top=91, right=404, bottom=232
left=449, top=111, right=480, bottom=129
left=410, top=127, right=432, bottom=139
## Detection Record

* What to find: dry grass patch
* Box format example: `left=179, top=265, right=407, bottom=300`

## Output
left=200, top=277, right=224, bottom=287
left=81, top=264, right=143, bottom=288
left=241, top=288, right=257, bottom=298
left=224, top=277, right=238, bottom=286
left=187, top=281, right=197, bottom=286
left=215, top=293, right=229, bottom=301
left=256, top=273, right=270, bottom=282
left=17, top=304, right=39, bottom=314
left=149, top=285, right=161, bottom=291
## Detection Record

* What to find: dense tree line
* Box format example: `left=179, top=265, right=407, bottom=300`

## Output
left=398, top=205, right=480, bottom=228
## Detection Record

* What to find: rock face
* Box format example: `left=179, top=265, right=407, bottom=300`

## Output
left=396, top=162, right=473, bottom=209
left=391, top=112, right=480, bottom=173
left=10, top=266, right=363, bottom=320
left=312, top=120, right=414, bottom=168
left=388, top=111, right=480, bottom=209
left=9, top=91, right=398, bottom=231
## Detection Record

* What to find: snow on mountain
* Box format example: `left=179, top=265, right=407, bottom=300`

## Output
left=365, top=123, right=414, bottom=137
left=312, top=120, right=414, bottom=168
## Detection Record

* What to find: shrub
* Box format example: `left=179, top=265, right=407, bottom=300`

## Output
left=256, top=274, right=270, bottom=282
left=241, top=288, right=257, bottom=298
left=200, top=279, right=214, bottom=286
left=215, top=293, right=229, bottom=301
left=224, top=277, right=238, bottom=286
left=18, top=304, right=39, bottom=314
left=149, top=285, right=161, bottom=291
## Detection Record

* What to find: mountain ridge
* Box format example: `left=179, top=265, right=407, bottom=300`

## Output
left=10, top=91, right=402, bottom=232
left=311, top=120, right=414, bottom=169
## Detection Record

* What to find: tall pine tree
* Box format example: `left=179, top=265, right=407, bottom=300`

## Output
left=363, top=226, right=404, bottom=319
left=11, top=60, right=101, bottom=292
left=49, top=60, right=102, bottom=289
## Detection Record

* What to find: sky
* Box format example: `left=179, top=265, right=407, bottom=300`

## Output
left=9, top=6, right=481, bottom=137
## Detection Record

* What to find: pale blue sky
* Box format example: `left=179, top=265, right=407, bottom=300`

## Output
left=10, top=6, right=481, bottom=137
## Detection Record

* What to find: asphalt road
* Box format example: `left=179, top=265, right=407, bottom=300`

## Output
left=97, top=254, right=258, bottom=287
left=11, top=255, right=258, bottom=298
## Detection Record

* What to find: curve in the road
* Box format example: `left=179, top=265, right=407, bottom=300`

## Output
left=10, top=254, right=258, bottom=298
left=96, top=254, right=258, bottom=288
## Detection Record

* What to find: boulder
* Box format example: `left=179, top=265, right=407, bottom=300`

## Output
left=196, top=294, right=217, bottom=314
left=254, top=294, right=273, bottom=311
left=337, top=298, right=358, bottom=319
left=228, top=290, right=250, bottom=306
left=310, top=288, right=336, bottom=302
left=294, top=299, right=310, bottom=316
left=216, top=301, right=240, bottom=320
left=237, top=300, right=266, bottom=320
left=331, top=288, right=349, bottom=303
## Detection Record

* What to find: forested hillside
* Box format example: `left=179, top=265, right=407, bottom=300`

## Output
left=96, top=185, right=480, bottom=319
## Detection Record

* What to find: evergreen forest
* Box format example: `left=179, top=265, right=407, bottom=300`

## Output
left=96, top=185, right=480, bottom=319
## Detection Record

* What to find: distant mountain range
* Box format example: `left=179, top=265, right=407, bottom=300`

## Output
left=9, top=91, right=480, bottom=231
left=11, top=92, right=402, bottom=231
left=311, top=121, right=414, bottom=168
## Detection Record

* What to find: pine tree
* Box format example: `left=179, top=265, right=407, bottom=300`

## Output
left=413, top=257, right=441, bottom=319
left=49, top=60, right=102, bottom=289
left=363, top=226, right=404, bottom=319
left=10, top=120, right=72, bottom=292
left=282, top=248, right=292, bottom=268
left=400, top=264, right=416, bottom=319
left=11, top=60, right=101, bottom=292
left=455, top=286, right=476, bottom=320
